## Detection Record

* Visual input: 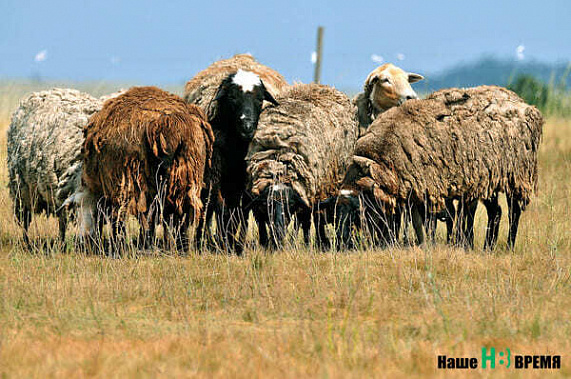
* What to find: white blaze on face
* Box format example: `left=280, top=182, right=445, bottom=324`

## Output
left=272, top=183, right=286, bottom=192
left=232, top=69, right=261, bottom=93
left=340, top=189, right=354, bottom=197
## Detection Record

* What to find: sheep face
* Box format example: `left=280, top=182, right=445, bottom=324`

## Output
left=365, top=63, right=423, bottom=114
left=214, top=69, right=279, bottom=141
left=320, top=189, right=362, bottom=249
left=258, top=183, right=302, bottom=248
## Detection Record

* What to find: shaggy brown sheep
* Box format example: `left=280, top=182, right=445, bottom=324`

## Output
left=81, top=86, right=214, bottom=251
left=331, top=85, right=543, bottom=249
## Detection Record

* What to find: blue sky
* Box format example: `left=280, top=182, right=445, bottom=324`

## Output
left=2, top=0, right=570, bottom=88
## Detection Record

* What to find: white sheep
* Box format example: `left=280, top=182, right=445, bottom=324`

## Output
left=7, top=88, right=120, bottom=245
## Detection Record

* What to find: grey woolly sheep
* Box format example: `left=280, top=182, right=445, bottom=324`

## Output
left=7, top=88, right=119, bottom=245
left=331, top=85, right=543, bottom=250
left=247, top=83, right=359, bottom=249
left=184, top=54, right=288, bottom=254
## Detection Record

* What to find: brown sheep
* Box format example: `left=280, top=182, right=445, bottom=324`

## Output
left=184, top=54, right=288, bottom=254
left=354, top=63, right=424, bottom=135
left=330, top=85, right=543, bottom=250
left=247, top=83, right=359, bottom=249
left=81, top=86, right=214, bottom=251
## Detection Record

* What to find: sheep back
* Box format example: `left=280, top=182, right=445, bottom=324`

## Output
left=247, top=83, right=359, bottom=207
left=346, top=85, right=543, bottom=212
left=183, top=54, right=288, bottom=118
left=7, top=88, right=104, bottom=215
left=82, top=86, right=214, bottom=219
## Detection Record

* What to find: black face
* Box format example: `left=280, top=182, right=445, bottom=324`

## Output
left=334, top=194, right=361, bottom=249
left=320, top=193, right=361, bottom=249
left=257, top=184, right=300, bottom=249
left=214, top=74, right=279, bottom=141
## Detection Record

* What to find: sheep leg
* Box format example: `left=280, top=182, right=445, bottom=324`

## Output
left=313, top=211, right=331, bottom=251
left=58, top=213, right=67, bottom=243
left=254, top=208, right=269, bottom=248
left=426, top=212, right=437, bottom=245
left=507, top=195, right=522, bottom=250
left=411, top=205, right=425, bottom=246
left=402, top=206, right=412, bottom=246
left=299, top=209, right=311, bottom=246
left=110, top=218, right=127, bottom=257
left=174, top=215, right=190, bottom=253
left=195, top=202, right=215, bottom=251
left=462, top=200, right=478, bottom=249
left=391, top=206, right=402, bottom=246
left=18, top=207, right=32, bottom=248
left=138, top=217, right=156, bottom=250
left=483, top=195, right=501, bottom=250
left=456, top=199, right=477, bottom=249
left=219, top=207, right=244, bottom=255
left=444, top=199, right=456, bottom=244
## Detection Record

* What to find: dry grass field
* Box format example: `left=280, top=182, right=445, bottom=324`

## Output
left=0, top=84, right=569, bottom=377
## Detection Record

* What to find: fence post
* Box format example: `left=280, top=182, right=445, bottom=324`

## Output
left=313, top=26, right=324, bottom=84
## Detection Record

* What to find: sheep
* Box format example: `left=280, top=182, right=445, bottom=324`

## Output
left=246, top=83, right=359, bottom=249
left=80, top=86, right=214, bottom=252
left=7, top=88, right=120, bottom=245
left=354, top=63, right=424, bottom=135
left=184, top=54, right=287, bottom=254
left=329, top=85, right=543, bottom=250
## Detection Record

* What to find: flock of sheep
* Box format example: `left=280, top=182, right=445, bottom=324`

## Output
left=6, top=54, right=544, bottom=254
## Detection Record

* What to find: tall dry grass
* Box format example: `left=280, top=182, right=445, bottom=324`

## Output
left=0, top=83, right=569, bottom=377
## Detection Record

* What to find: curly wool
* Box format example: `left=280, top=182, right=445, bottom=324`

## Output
left=7, top=88, right=108, bottom=216
left=247, top=83, right=359, bottom=206
left=343, top=85, right=544, bottom=212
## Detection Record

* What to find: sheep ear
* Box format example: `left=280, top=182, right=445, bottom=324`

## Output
left=408, top=73, right=424, bottom=83
left=364, top=74, right=379, bottom=96
left=263, top=85, right=279, bottom=106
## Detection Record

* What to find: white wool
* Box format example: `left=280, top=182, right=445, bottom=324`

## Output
left=232, top=69, right=261, bottom=93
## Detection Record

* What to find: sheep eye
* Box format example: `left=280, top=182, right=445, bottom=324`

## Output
left=381, top=78, right=391, bottom=84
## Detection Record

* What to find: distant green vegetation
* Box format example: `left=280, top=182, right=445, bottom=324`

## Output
left=508, top=70, right=571, bottom=118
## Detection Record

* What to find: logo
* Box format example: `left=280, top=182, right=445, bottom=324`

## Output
left=437, top=347, right=561, bottom=370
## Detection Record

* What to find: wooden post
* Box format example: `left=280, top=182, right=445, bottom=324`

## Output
left=313, top=26, right=324, bottom=84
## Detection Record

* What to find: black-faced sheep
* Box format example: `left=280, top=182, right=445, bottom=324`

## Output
left=329, top=85, right=543, bottom=250
left=354, top=63, right=424, bottom=135
left=7, top=88, right=119, bottom=245
left=246, top=83, right=359, bottom=249
left=81, top=86, right=214, bottom=252
left=184, top=54, right=287, bottom=254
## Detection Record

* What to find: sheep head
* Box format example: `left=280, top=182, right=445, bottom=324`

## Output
left=213, top=69, right=279, bottom=141
left=364, top=63, right=423, bottom=116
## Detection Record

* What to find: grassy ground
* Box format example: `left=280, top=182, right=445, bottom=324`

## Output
left=0, top=85, right=569, bottom=377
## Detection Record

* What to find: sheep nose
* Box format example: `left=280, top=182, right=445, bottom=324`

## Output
left=406, top=94, right=418, bottom=100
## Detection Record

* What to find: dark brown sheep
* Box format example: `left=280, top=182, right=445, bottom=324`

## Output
left=81, top=86, right=214, bottom=251
left=332, top=85, right=543, bottom=249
